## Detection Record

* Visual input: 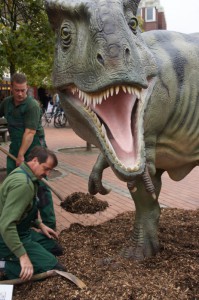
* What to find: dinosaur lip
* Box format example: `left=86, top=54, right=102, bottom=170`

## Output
left=60, top=83, right=152, bottom=176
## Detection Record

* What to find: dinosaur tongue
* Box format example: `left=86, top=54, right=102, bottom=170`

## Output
left=92, top=93, right=136, bottom=153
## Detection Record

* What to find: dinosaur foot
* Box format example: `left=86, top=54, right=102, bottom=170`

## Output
left=120, top=243, right=159, bottom=261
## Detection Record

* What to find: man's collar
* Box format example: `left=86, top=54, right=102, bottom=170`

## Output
left=20, top=162, right=38, bottom=182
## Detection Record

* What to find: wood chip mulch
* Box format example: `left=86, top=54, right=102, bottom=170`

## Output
left=60, top=192, right=109, bottom=214
left=13, top=208, right=199, bottom=300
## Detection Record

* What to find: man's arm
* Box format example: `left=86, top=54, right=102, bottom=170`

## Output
left=0, top=174, right=35, bottom=279
left=16, top=99, right=42, bottom=166
left=0, top=176, right=34, bottom=256
left=16, top=128, right=36, bottom=166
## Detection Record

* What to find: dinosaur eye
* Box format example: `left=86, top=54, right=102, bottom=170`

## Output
left=129, top=17, right=138, bottom=33
left=61, top=24, right=72, bottom=48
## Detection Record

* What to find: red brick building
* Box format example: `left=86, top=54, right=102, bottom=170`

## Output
left=137, top=0, right=167, bottom=31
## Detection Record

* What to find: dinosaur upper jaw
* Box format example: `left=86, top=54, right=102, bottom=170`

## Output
left=59, top=78, right=156, bottom=181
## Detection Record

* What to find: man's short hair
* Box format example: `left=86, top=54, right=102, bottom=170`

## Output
left=11, top=73, right=27, bottom=85
left=27, top=146, right=58, bottom=168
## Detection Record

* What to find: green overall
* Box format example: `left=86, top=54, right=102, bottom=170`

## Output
left=2, top=96, right=56, bottom=229
left=0, top=169, right=58, bottom=280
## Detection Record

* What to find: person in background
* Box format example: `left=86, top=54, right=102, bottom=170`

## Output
left=51, top=93, right=60, bottom=114
left=0, top=146, right=65, bottom=280
left=0, top=73, right=56, bottom=230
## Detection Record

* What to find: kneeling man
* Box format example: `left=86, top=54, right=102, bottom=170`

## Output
left=0, top=146, right=65, bottom=280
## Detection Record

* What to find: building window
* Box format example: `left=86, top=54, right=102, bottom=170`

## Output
left=145, top=7, right=156, bottom=22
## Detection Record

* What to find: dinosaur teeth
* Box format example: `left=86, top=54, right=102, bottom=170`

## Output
left=115, top=86, right=120, bottom=95
left=127, top=86, right=131, bottom=94
left=81, top=104, right=142, bottom=172
left=71, top=85, right=142, bottom=107
left=122, top=86, right=127, bottom=93
left=72, top=85, right=143, bottom=172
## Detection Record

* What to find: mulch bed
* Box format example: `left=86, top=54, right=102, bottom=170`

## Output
left=60, top=192, right=109, bottom=214
left=13, top=208, right=199, bottom=300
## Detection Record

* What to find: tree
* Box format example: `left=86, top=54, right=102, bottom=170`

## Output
left=0, top=0, right=55, bottom=87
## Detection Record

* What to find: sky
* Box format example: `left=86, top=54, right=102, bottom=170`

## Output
left=160, top=0, right=199, bottom=34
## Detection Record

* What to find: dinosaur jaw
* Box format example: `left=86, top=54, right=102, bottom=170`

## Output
left=60, top=80, right=155, bottom=181
left=82, top=89, right=144, bottom=174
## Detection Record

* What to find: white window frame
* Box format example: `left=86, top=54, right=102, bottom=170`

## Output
left=145, top=7, right=156, bottom=22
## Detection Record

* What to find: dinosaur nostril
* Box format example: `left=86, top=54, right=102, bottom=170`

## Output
left=125, top=48, right=130, bottom=57
left=97, top=53, right=104, bottom=66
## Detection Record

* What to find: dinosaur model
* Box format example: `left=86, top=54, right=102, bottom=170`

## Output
left=45, top=0, right=199, bottom=260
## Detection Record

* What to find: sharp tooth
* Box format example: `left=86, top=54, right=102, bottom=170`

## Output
left=114, top=157, right=119, bottom=164
left=106, top=90, right=110, bottom=98
left=82, top=91, right=85, bottom=100
left=121, top=164, right=127, bottom=171
left=86, top=95, right=91, bottom=106
left=104, top=92, right=107, bottom=100
left=127, top=86, right=131, bottom=94
left=98, top=95, right=103, bottom=105
left=93, top=114, right=99, bottom=125
left=86, top=95, right=90, bottom=106
left=92, top=98, right=97, bottom=108
left=80, top=90, right=84, bottom=100
left=135, top=89, right=140, bottom=99
left=83, top=96, right=87, bottom=105
left=78, top=90, right=81, bottom=99
left=96, top=115, right=101, bottom=127
left=122, top=86, right=127, bottom=93
left=127, top=167, right=133, bottom=172
left=100, top=127, right=105, bottom=139
left=110, top=88, right=114, bottom=96
left=115, top=86, right=119, bottom=95
left=133, top=165, right=139, bottom=172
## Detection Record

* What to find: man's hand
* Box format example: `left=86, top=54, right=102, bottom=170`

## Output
left=19, top=253, right=34, bottom=281
left=39, top=222, right=59, bottom=240
left=16, top=154, right=24, bottom=167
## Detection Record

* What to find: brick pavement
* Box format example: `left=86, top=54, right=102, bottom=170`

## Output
left=0, top=124, right=198, bottom=233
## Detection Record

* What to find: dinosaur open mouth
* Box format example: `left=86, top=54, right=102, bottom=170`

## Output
left=66, top=85, right=145, bottom=172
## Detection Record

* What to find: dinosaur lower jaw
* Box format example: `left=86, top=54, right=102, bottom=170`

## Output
left=60, top=84, right=147, bottom=175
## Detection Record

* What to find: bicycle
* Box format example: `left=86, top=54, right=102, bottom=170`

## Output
left=54, top=107, right=67, bottom=128
left=41, top=105, right=58, bottom=127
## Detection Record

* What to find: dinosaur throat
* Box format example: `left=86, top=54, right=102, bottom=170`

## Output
left=69, top=85, right=145, bottom=172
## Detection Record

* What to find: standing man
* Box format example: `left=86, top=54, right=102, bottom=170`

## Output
left=0, top=146, right=65, bottom=280
left=0, top=73, right=56, bottom=229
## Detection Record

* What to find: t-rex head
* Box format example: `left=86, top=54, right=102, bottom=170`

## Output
left=45, top=0, right=158, bottom=181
